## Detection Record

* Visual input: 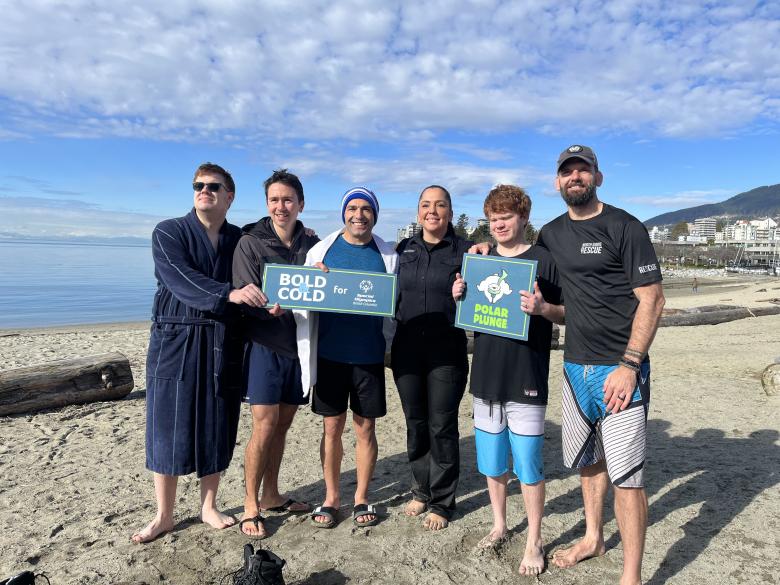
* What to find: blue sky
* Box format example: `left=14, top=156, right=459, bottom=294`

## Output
left=1, top=0, right=778, bottom=242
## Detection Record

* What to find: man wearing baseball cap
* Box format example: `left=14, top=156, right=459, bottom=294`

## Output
left=294, top=187, right=398, bottom=529
left=535, top=145, right=665, bottom=584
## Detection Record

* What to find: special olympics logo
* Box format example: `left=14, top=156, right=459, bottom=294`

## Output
left=359, top=280, right=374, bottom=293
left=568, top=145, right=583, bottom=152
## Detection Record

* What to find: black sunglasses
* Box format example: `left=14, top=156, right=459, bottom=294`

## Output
left=193, top=182, right=224, bottom=193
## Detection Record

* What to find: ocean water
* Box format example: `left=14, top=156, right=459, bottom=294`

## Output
left=0, top=240, right=157, bottom=329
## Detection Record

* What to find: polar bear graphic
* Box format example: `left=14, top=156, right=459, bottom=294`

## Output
left=477, top=269, right=512, bottom=303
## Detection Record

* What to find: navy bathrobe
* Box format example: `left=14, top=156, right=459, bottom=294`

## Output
left=145, top=209, right=243, bottom=477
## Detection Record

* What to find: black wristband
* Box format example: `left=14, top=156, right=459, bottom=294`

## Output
left=619, top=358, right=640, bottom=373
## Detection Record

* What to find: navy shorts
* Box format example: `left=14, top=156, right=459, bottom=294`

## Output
left=243, top=342, right=307, bottom=406
left=312, top=357, right=386, bottom=418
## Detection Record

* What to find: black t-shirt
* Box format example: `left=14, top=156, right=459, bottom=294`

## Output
left=469, top=245, right=562, bottom=405
left=536, top=203, right=661, bottom=365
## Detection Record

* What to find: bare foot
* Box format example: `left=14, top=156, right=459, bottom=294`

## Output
left=476, top=527, right=507, bottom=550
left=238, top=512, right=267, bottom=538
left=423, top=512, right=449, bottom=531
left=404, top=500, right=427, bottom=517
left=201, top=507, right=236, bottom=530
left=519, top=541, right=545, bottom=576
left=552, top=537, right=606, bottom=568
left=131, top=516, right=174, bottom=544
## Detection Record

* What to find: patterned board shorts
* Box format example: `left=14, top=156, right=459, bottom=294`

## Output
left=561, top=361, right=651, bottom=488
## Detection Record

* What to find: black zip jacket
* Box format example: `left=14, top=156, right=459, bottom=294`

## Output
left=232, top=217, right=320, bottom=358
left=395, top=226, right=473, bottom=335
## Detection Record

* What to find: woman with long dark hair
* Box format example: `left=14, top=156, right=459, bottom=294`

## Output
left=391, top=185, right=472, bottom=530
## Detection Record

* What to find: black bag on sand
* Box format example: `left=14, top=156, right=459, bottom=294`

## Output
left=1, top=572, right=50, bottom=585
left=232, top=543, right=286, bottom=585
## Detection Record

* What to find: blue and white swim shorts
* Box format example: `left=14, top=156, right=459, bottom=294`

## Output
left=561, top=361, right=651, bottom=488
left=473, top=397, right=545, bottom=485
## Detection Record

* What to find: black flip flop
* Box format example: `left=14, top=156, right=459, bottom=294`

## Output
left=262, top=498, right=312, bottom=514
left=238, top=514, right=266, bottom=539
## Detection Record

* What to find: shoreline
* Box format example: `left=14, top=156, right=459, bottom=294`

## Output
left=0, top=320, right=150, bottom=336
left=2, top=273, right=778, bottom=335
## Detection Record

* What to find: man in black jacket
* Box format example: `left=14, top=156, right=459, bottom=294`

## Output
left=232, top=169, right=320, bottom=538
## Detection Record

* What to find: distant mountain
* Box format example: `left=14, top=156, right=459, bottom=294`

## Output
left=645, top=184, right=780, bottom=227
left=0, top=233, right=150, bottom=247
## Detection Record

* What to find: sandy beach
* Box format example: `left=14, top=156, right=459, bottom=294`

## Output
left=1, top=273, right=779, bottom=584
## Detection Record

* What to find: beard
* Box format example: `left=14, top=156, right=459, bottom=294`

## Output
left=560, top=181, right=597, bottom=207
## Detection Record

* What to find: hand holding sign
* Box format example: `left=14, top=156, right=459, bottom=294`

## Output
left=452, top=273, right=466, bottom=300
left=519, top=281, right=545, bottom=315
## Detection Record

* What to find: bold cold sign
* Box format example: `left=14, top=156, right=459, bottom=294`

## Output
left=277, top=273, right=326, bottom=301
left=262, top=264, right=397, bottom=317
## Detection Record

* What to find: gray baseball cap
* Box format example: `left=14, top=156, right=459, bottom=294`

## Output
left=557, top=144, right=598, bottom=171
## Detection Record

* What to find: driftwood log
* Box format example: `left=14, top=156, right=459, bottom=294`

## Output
left=0, top=352, right=134, bottom=416
left=660, top=305, right=780, bottom=327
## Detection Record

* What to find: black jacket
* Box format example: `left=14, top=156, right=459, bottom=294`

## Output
left=395, top=226, right=473, bottom=335
left=232, top=217, right=320, bottom=358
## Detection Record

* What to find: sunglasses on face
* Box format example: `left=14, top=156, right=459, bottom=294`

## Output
left=193, top=182, right=224, bottom=193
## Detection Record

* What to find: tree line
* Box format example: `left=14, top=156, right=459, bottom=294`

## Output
left=453, top=213, right=538, bottom=244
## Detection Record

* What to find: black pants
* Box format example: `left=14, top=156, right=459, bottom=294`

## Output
left=391, top=328, right=468, bottom=519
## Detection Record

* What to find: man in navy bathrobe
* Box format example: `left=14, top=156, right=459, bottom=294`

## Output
left=133, top=162, right=265, bottom=544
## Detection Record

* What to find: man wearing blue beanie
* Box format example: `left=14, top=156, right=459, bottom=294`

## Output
left=340, top=187, right=380, bottom=224
left=294, top=186, right=398, bottom=529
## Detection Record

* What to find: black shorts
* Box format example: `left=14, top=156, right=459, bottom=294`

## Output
left=312, top=357, right=386, bottom=418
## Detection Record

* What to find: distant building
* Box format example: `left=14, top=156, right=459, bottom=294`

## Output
left=649, top=226, right=669, bottom=242
left=396, top=222, right=422, bottom=242
left=724, top=218, right=777, bottom=242
left=693, top=217, right=717, bottom=240
left=466, top=217, right=490, bottom=237
left=725, top=220, right=752, bottom=242
left=753, top=218, right=778, bottom=241
left=677, top=235, right=707, bottom=244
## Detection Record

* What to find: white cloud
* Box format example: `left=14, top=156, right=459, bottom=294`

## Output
left=626, top=189, right=734, bottom=207
left=279, top=149, right=549, bottom=198
left=0, top=196, right=163, bottom=239
left=1, top=193, right=411, bottom=243
left=0, top=0, right=777, bottom=143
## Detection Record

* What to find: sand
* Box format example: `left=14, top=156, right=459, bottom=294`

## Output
left=1, top=273, right=779, bottom=584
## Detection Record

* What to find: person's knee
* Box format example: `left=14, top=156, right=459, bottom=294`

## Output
left=614, top=485, right=647, bottom=504
left=352, top=415, right=376, bottom=442
left=251, top=404, right=279, bottom=425
left=323, top=414, right=347, bottom=439
left=430, top=416, right=458, bottom=441
left=275, top=405, right=297, bottom=433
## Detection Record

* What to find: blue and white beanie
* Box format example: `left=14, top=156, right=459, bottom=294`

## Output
left=340, top=187, right=379, bottom=224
